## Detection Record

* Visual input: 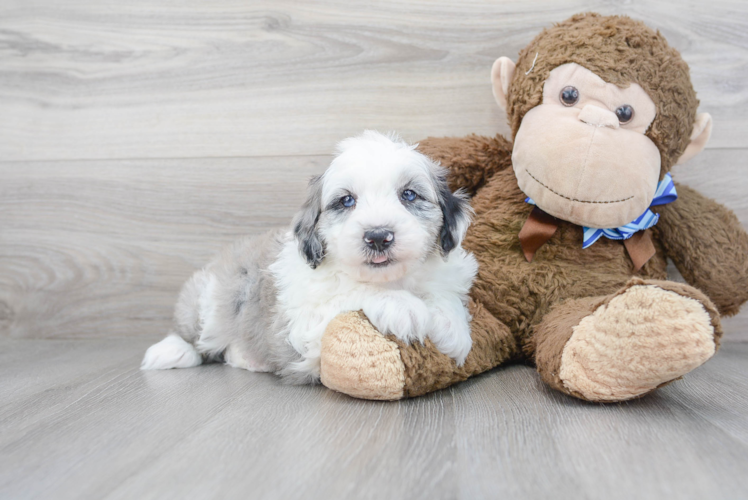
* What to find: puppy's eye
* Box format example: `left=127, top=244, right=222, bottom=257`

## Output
left=560, top=86, right=579, bottom=106
left=615, top=104, right=634, bottom=123
left=401, top=189, right=417, bottom=202
left=340, top=195, right=356, bottom=208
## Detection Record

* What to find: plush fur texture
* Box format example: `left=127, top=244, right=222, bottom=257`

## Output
left=142, top=131, right=478, bottom=384
left=320, top=133, right=744, bottom=400
left=558, top=284, right=716, bottom=401
left=535, top=278, right=723, bottom=400
left=653, top=184, right=748, bottom=316
left=321, top=311, right=406, bottom=400
left=512, top=63, right=664, bottom=228
left=508, top=12, right=699, bottom=175
left=318, top=14, right=748, bottom=402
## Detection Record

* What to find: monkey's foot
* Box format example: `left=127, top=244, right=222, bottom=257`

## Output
left=559, top=282, right=719, bottom=402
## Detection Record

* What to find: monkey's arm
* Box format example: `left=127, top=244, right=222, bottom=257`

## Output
left=652, top=183, right=748, bottom=316
left=417, top=134, right=513, bottom=196
left=320, top=300, right=521, bottom=400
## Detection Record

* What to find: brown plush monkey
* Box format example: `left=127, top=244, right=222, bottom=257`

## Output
left=318, top=13, right=748, bottom=402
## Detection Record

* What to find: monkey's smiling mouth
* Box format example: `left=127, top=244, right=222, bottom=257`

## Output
left=526, top=170, right=634, bottom=204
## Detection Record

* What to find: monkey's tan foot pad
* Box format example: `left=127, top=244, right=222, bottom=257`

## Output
left=560, top=284, right=717, bottom=402
left=320, top=311, right=406, bottom=400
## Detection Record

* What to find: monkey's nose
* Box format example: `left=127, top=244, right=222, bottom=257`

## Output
left=364, top=229, right=395, bottom=252
left=578, top=105, right=620, bottom=129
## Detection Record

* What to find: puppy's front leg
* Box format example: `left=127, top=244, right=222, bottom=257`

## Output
left=361, top=290, right=430, bottom=346
left=424, top=297, right=473, bottom=366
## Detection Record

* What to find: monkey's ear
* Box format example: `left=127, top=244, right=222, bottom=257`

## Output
left=491, top=56, right=516, bottom=111
left=292, top=176, right=325, bottom=269
left=676, top=113, right=713, bottom=165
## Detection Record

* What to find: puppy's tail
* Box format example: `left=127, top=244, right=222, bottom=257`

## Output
left=141, top=333, right=203, bottom=370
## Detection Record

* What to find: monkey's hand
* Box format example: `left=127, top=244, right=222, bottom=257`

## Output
left=417, top=134, right=513, bottom=196
left=319, top=300, right=520, bottom=400
left=653, top=183, right=748, bottom=316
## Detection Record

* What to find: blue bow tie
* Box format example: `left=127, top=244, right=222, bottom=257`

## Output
left=525, top=173, right=677, bottom=248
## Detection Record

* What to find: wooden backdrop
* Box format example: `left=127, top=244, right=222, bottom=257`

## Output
left=1, top=0, right=746, bottom=340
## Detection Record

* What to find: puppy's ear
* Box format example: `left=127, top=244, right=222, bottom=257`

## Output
left=293, top=175, right=325, bottom=269
left=437, top=178, right=472, bottom=257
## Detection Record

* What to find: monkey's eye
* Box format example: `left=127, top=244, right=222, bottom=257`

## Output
left=559, top=86, right=580, bottom=106
left=615, top=104, right=634, bottom=124
left=340, top=195, right=356, bottom=208
left=401, top=189, right=417, bottom=202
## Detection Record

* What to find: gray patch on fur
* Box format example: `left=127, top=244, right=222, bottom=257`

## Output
left=424, top=166, right=472, bottom=257
left=170, top=228, right=303, bottom=377
left=292, top=176, right=326, bottom=269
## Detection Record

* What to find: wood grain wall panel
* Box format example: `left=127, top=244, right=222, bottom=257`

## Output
left=1, top=0, right=747, bottom=161
left=0, top=156, right=329, bottom=338
left=1, top=149, right=745, bottom=340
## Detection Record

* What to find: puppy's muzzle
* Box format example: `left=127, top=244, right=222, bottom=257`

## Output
left=363, top=228, right=395, bottom=252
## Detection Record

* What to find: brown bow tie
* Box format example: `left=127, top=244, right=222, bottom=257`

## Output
left=518, top=206, right=656, bottom=271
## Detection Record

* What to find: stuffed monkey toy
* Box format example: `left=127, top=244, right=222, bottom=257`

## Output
left=318, top=13, right=748, bottom=402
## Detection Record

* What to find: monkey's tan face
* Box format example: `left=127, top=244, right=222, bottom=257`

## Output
left=513, top=63, right=661, bottom=228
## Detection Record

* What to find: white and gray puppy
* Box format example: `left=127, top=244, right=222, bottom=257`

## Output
left=141, top=131, right=477, bottom=383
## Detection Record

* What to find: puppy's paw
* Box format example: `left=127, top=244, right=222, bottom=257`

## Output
left=428, top=307, right=473, bottom=366
left=224, top=344, right=273, bottom=372
left=141, top=334, right=203, bottom=370
left=363, top=291, right=430, bottom=345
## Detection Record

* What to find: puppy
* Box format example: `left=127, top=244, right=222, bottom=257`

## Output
left=141, top=131, right=477, bottom=383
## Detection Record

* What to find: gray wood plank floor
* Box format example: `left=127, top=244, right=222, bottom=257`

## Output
left=1, top=338, right=747, bottom=500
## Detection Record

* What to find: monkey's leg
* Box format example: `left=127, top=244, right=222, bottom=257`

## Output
left=532, top=278, right=722, bottom=402
left=320, top=300, right=520, bottom=400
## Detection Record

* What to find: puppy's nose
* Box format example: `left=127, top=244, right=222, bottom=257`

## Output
left=364, top=229, right=395, bottom=252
